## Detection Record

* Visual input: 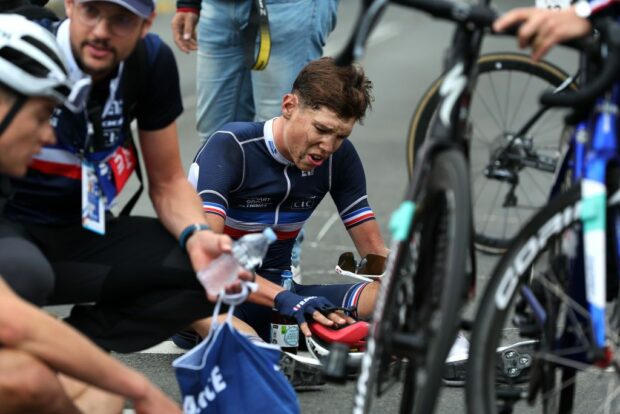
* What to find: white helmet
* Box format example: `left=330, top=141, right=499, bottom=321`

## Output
left=0, top=14, right=72, bottom=104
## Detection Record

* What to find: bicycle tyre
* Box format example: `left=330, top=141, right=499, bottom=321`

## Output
left=407, top=52, right=577, bottom=254
left=467, top=181, right=620, bottom=414
left=353, top=149, right=471, bottom=414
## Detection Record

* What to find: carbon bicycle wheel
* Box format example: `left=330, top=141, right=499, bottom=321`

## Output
left=407, top=53, right=576, bottom=254
left=467, top=178, right=620, bottom=414
left=353, top=149, right=471, bottom=414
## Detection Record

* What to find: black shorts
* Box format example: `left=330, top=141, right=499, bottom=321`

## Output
left=0, top=215, right=214, bottom=353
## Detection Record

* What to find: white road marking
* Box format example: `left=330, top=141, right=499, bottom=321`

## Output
left=315, top=212, right=340, bottom=242
left=139, top=340, right=186, bottom=354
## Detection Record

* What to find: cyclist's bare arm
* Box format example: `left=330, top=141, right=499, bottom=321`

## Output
left=0, top=278, right=180, bottom=414
left=347, top=220, right=389, bottom=259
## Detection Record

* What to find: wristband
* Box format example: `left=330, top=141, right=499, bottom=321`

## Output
left=176, top=7, right=199, bottom=14
left=179, top=223, right=210, bottom=250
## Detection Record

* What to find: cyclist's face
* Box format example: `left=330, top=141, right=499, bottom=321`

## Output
left=65, top=0, right=153, bottom=81
left=280, top=94, right=356, bottom=171
left=0, top=97, right=56, bottom=177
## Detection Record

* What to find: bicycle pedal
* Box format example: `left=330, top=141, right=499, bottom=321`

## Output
left=497, top=340, right=536, bottom=383
left=323, top=343, right=349, bottom=383
left=460, top=318, right=474, bottom=332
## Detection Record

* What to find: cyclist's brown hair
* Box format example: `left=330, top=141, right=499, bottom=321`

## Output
left=292, top=57, right=373, bottom=122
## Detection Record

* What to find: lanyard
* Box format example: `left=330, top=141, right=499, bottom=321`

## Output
left=244, top=0, right=271, bottom=71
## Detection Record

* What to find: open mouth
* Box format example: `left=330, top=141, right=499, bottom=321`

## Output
left=307, top=154, right=324, bottom=167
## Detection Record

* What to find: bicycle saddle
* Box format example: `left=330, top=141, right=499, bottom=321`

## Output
left=308, top=321, right=369, bottom=349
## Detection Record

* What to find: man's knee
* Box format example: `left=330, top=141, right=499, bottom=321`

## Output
left=0, top=349, right=67, bottom=412
left=0, top=238, right=54, bottom=305
left=358, top=281, right=380, bottom=319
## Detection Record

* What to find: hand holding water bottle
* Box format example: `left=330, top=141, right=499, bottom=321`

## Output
left=197, top=228, right=277, bottom=298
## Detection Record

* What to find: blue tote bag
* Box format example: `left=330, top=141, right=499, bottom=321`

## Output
left=173, top=286, right=300, bottom=414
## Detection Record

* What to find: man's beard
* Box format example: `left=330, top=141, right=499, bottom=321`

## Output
left=74, top=39, right=118, bottom=78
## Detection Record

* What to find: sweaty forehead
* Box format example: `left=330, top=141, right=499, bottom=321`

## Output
left=310, top=106, right=355, bottom=133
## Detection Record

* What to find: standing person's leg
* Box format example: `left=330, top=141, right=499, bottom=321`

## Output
left=0, top=219, right=54, bottom=306
left=22, top=216, right=216, bottom=353
left=250, top=0, right=339, bottom=121
left=195, top=0, right=255, bottom=142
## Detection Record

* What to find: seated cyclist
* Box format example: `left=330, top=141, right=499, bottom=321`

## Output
left=0, top=14, right=179, bottom=413
left=180, top=57, right=388, bottom=348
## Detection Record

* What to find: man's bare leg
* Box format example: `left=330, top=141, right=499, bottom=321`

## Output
left=0, top=349, right=81, bottom=414
left=357, top=281, right=380, bottom=319
left=191, top=315, right=258, bottom=338
left=59, top=375, right=124, bottom=414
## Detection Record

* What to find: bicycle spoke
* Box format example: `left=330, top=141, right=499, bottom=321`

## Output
left=501, top=203, right=509, bottom=240
left=479, top=182, right=504, bottom=234
left=472, top=123, right=494, bottom=146
left=474, top=84, right=505, bottom=132
left=529, top=109, right=564, bottom=139
left=487, top=71, right=509, bottom=130
left=534, top=122, right=567, bottom=140
left=504, top=70, right=512, bottom=129
left=523, top=169, right=550, bottom=201
left=507, top=72, right=534, bottom=130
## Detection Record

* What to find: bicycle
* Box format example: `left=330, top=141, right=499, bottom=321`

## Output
left=408, top=52, right=578, bottom=254
left=466, top=17, right=620, bottom=414
left=327, top=0, right=509, bottom=413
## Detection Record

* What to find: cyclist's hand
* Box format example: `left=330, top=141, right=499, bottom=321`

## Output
left=494, top=7, right=592, bottom=61
left=133, top=383, right=181, bottom=414
left=171, top=11, right=198, bottom=53
left=185, top=231, right=253, bottom=301
left=274, top=291, right=350, bottom=337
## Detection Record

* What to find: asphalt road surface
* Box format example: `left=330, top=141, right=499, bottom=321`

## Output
left=47, top=1, right=590, bottom=413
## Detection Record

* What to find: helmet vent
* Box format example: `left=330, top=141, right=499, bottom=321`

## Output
left=0, top=46, right=49, bottom=78
left=21, top=35, right=66, bottom=74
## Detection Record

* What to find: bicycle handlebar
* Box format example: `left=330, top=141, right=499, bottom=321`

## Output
left=335, top=0, right=498, bottom=67
left=539, top=18, right=620, bottom=107
left=337, top=0, right=619, bottom=109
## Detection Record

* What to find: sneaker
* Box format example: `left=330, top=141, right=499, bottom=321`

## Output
left=443, top=331, right=470, bottom=387
left=446, top=331, right=470, bottom=363
left=171, top=329, right=201, bottom=350
left=442, top=339, right=537, bottom=387
left=279, top=352, right=325, bottom=388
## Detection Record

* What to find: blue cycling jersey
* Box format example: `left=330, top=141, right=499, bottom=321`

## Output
left=189, top=119, right=376, bottom=275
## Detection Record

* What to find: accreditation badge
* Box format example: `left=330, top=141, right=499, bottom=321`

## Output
left=81, top=160, right=105, bottom=235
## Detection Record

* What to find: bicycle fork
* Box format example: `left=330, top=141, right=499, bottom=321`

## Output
left=581, top=86, right=620, bottom=357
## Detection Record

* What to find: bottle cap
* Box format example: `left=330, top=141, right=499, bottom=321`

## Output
left=281, top=269, right=293, bottom=278
left=262, top=227, right=277, bottom=243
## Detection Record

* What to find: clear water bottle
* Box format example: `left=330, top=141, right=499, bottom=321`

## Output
left=270, top=270, right=300, bottom=353
left=197, top=228, right=276, bottom=296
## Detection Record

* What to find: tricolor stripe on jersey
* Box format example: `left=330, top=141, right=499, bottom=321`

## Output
left=342, top=207, right=375, bottom=229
